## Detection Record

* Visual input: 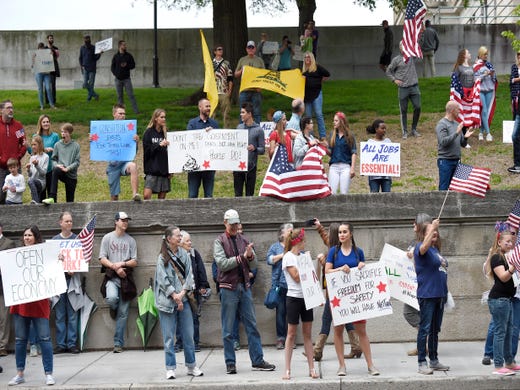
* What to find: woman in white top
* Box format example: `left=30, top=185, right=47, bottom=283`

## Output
left=281, top=228, right=319, bottom=380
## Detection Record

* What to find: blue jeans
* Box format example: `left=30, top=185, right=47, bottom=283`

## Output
left=437, top=158, right=459, bottom=191
left=513, top=114, right=520, bottom=167
left=220, top=284, right=264, bottom=365
left=55, top=289, right=78, bottom=349
left=480, top=90, right=493, bottom=134
left=13, top=314, right=53, bottom=374
left=239, top=91, right=262, bottom=124
left=488, top=297, right=514, bottom=367
left=106, top=162, right=130, bottom=197
left=115, top=78, right=139, bottom=113
left=35, top=73, right=54, bottom=108
left=512, top=297, right=520, bottom=358
left=417, top=297, right=446, bottom=364
left=83, top=70, right=98, bottom=100
left=187, top=171, right=215, bottom=198
left=28, top=179, right=43, bottom=203
left=484, top=319, right=495, bottom=357
left=175, top=298, right=201, bottom=348
left=275, top=287, right=288, bottom=341
left=305, top=91, right=326, bottom=139
left=158, top=305, right=196, bottom=370
left=105, top=280, right=131, bottom=347
left=369, top=178, right=392, bottom=193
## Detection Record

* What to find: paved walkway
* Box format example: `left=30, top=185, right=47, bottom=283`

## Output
left=0, top=342, right=518, bottom=389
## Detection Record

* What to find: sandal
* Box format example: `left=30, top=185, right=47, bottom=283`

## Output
left=282, top=370, right=291, bottom=380
left=309, top=368, right=319, bottom=379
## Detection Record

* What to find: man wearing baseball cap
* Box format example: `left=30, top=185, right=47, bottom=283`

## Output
left=99, top=211, right=138, bottom=353
left=234, top=41, right=265, bottom=124
left=214, top=209, right=275, bottom=374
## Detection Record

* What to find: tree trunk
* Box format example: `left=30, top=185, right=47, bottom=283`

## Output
left=296, top=0, right=317, bottom=36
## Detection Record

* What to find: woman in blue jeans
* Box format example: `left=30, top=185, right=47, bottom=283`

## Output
left=414, top=218, right=450, bottom=375
left=474, top=46, right=496, bottom=142
left=302, top=52, right=330, bottom=140
left=365, top=119, right=392, bottom=193
left=32, top=43, right=56, bottom=110
left=485, top=227, right=520, bottom=375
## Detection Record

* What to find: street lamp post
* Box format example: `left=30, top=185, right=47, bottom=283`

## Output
left=153, top=0, right=160, bottom=87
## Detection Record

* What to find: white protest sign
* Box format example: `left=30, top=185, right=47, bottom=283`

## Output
left=503, top=120, right=514, bottom=143
left=325, top=262, right=392, bottom=326
left=52, top=240, right=89, bottom=273
left=293, top=45, right=303, bottom=61
left=95, top=37, right=113, bottom=54
left=167, top=129, right=248, bottom=173
left=0, top=242, right=67, bottom=306
left=359, top=141, right=401, bottom=177
left=260, top=121, right=275, bottom=147
left=380, top=243, right=419, bottom=310
left=29, top=49, right=54, bottom=73
left=297, top=252, right=325, bottom=310
left=262, top=41, right=279, bottom=54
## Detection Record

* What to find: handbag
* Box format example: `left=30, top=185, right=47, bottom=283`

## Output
left=264, top=285, right=280, bottom=309
left=167, top=250, right=198, bottom=315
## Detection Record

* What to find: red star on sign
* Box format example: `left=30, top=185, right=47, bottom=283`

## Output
left=376, top=281, right=387, bottom=293
left=330, top=296, right=341, bottom=308
left=91, top=133, right=99, bottom=142
left=238, top=161, right=246, bottom=170
left=126, top=122, right=135, bottom=131
left=203, top=160, right=211, bottom=169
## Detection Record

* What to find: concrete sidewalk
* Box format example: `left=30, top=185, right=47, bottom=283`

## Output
left=0, top=342, right=518, bottom=389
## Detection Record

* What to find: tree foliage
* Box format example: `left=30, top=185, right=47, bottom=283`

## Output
left=501, top=5, right=520, bottom=52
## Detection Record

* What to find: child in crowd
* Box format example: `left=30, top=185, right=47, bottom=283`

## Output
left=2, top=158, right=25, bottom=205
left=26, top=135, right=49, bottom=204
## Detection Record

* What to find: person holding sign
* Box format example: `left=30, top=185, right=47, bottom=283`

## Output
left=414, top=218, right=450, bottom=374
left=143, top=109, right=170, bottom=200
left=365, top=119, right=392, bottom=193
left=325, top=223, right=379, bottom=376
left=32, top=43, right=56, bottom=110
left=8, top=226, right=55, bottom=386
left=281, top=228, right=319, bottom=380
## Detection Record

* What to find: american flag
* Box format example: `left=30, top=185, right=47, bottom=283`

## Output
left=78, top=215, right=96, bottom=263
left=15, top=128, right=24, bottom=139
left=507, top=200, right=520, bottom=230
left=401, top=0, right=427, bottom=62
left=259, top=144, right=331, bottom=202
left=448, top=163, right=491, bottom=198
left=507, top=244, right=520, bottom=271
left=450, top=73, right=481, bottom=128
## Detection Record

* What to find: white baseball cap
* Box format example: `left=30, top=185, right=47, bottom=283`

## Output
left=224, top=209, right=240, bottom=224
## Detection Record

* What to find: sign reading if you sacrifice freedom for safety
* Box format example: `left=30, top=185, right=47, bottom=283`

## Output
left=0, top=242, right=67, bottom=306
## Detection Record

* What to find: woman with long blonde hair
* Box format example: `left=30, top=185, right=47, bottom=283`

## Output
left=143, top=109, right=170, bottom=200
left=328, top=112, right=357, bottom=194
left=474, top=46, right=497, bottom=142
left=302, top=51, right=330, bottom=140
left=26, top=135, right=49, bottom=203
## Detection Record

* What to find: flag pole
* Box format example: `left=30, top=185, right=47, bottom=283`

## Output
left=438, top=189, right=450, bottom=219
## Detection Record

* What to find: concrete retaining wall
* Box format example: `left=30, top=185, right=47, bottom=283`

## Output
left=1, top=190, right=518, bottom=350
left=0, top=23, right=518, bottom=90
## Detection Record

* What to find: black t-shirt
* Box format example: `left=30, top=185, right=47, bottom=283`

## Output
left=303, top=64, right=330, bottom=103
left=489, top=253, right=515, bottom=299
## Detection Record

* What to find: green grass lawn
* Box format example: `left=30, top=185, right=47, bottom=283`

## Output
left=6, top=74, right=517, bottom=203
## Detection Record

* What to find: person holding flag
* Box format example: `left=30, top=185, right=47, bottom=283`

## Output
left=474, top=46, right=497, bottom=142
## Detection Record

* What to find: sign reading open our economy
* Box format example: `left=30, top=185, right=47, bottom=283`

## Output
left=89, top=120, right=137, bottom=162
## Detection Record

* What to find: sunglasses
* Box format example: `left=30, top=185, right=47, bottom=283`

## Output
left=216, top=47, right=223, bottom=51
left=247, top=45, right=255, bottom=49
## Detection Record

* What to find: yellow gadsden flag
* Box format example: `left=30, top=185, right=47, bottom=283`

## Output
left=239, top=66, right=305, bottom=100
left=200, top=30, right=218, bottom=116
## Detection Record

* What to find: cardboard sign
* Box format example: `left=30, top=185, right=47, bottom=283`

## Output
left=89, top=120, right=137, bottom=162
left=380, top=243, right=419, bottom=310
left=261, top=41, right=279, bottom=55
left=167, top=129, right=248, bottom=173
left=30, top=49, right=54, bottom=73
left=359, top=141, right=401, bottom=177
left=53, top=240, right=89, bottom=273
left=325, top=262, right=393, bottom=326
left=260, top=121, right=275, bottom=147
left=95, top=37, right=113, bottom=54
left=297, top=252, right=325, bottom=310
left=0, top=242, right=67, bottom=306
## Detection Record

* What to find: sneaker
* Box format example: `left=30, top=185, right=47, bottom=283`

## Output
left=506, top=364, right=520, bottom=371
left=493, top=367, right=515, bottom=376
left=42, top=198, right=55, bottom=205
left=30, top=344, right=38, bottom=357
left=407, top=348, right=418, bottom=356
left=465, top=144, right=471, bottom=149
left=478, top=133, right=484, bottom=141
left=482, top=355, right=492, bottom=365
left=508, top=166, right=520, bottom=174
left=226, top=364, right=237, bottom=374
left=132, top=193, right=141, bottom=202
left=46, top=374, right=55, bottom=385
left=69, top=347, right=80, bottom=354
left=194, top=344, right=201, bottom=352
left=166, top=369, right=176, bottom=379
left=233, top=341, right=240, bottom=351
left=113, top=346, right=123, bottom=353
left=429, top=360, right=450, bottom=371
left=411, top=130, right=421, bottom=137
left=0, top=348, right=8, bottom=356
left=368, top=366, right=380, bottom=376
left=53, top=346, right=67, bottom=354
left=109, top=307, right=117, bottom=320
left=30, top=200, right=38, bottom=204
left=8, top=375, right=25, bottom=386
left=276, top=340, right=285, bottom=350
left=252, top=360, right=275, bottom=371
left=486, top=133, right=493, bottom=142
left=402, top=131, right=408, bottom=140
left=418, top=363, right=433, bottom=375
left=337, top=366, right=347, bottom=376
left=187, top=366, right=203, bottom=377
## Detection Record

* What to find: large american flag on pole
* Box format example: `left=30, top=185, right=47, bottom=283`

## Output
left=507, top=200, right=520, bottom=230
left=78, top=215, right=96, bottom=263
left=259, top=144, right=331, bottom=201
left=448, top=163, right=491, bottom=198
left=401, top=0, right=427, bottom=62
left=449, top=73, right=481, bottom=128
